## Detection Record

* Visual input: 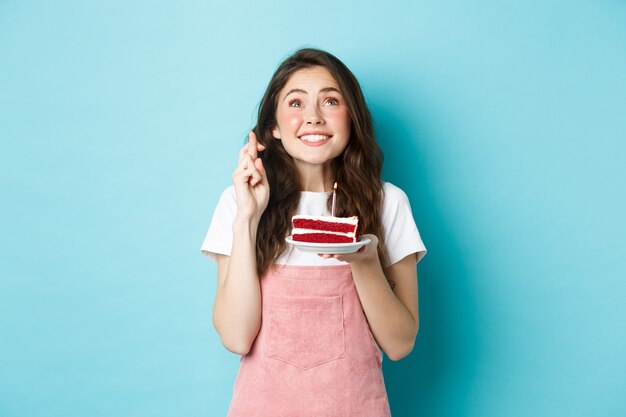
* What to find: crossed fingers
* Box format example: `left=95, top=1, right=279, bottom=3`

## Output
left=234, top=132, right=266, bottom=186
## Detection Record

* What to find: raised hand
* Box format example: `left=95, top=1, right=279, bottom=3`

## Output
left=232, top=131, right=270, bottom=222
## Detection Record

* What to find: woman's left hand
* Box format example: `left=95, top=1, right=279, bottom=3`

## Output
left=318, top=234, right=379, bottom=265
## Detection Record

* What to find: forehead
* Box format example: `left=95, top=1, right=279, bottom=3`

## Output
left=281, top=66, right=340, bottom=93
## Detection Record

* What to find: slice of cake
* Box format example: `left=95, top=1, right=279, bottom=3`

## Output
left=291, top=215, right=359, bottom=244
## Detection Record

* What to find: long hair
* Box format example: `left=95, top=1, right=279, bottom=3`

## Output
left=253, top=48, right=386, bottom=276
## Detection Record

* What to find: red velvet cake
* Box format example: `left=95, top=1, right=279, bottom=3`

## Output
left=291, top=215, right=359, bottom=244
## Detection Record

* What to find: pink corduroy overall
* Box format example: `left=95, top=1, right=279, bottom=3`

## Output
left=227, top=264, right=391, bottom=417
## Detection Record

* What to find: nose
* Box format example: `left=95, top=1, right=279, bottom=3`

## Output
left=305, top=106, right=324, bottom=125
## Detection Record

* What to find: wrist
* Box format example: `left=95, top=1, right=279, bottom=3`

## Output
left=353, top=251, right=381, bottom=268
left=233, top=215, right=260, bottom=238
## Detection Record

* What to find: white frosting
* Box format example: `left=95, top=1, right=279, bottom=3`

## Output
left=292, top=228, right=356, bottom=238
left=292, top=215, right=358, bottom=225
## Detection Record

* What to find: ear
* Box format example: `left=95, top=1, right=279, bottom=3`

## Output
left=272, top=127, right=281, bottom=140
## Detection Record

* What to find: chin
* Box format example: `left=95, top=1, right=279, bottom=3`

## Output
left=303, top=159, right=332, bottom=166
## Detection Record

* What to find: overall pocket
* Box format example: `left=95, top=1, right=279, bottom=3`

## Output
left=267, top=295, right=345, bottom=369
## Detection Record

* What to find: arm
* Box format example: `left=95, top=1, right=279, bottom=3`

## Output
left=212, top=132, right=268, bottom=355
left=320, top=235, right=419, bottom=360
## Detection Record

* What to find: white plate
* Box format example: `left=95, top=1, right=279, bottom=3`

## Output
left=285, top=236, right=371, bottom=254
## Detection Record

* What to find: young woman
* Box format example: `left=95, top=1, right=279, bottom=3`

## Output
left=201, top=48, right=427, bottom=417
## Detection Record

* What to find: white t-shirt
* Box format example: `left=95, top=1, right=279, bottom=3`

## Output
left=201, top=182, right=426, bottom=267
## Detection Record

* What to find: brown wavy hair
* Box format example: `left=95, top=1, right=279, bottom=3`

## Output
left=252, top=48, right=386, bottom=276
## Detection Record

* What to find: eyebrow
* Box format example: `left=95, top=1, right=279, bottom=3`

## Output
left=283, top=87, right=341, bottom=101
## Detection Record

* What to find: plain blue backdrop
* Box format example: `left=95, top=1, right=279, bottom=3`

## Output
left=1, top=1, right=625, bottom=416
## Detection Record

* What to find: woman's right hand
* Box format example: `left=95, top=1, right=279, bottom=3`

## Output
left=232, top=131, right=270, bottom=222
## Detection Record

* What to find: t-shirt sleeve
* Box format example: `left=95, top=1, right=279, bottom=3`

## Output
left=200, top=186, right=237, bottom=261
left=382, top=183, right=427, bottom=267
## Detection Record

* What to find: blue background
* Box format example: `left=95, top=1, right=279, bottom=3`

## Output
left=1, top=1, right=625, bottom=416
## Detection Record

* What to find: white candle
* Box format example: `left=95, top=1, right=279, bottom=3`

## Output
left=331, top=182, right=337, bottom=217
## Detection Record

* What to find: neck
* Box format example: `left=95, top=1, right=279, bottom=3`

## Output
left=295, top=162, right=335, bottom=192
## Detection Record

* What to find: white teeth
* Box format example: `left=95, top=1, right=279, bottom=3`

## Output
left=300, top=134, right=330, bottom=142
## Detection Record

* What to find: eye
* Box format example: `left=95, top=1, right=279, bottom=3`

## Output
left=288, top=99, right=302, bottom=107
left=323, top=97, right=340, bottom=106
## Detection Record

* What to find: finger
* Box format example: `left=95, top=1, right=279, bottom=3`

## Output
left=246, top=155, right=262, bottom=186
left=233, top=156, right=255, bottom=183
left=254, top=157, right=268, bottom=186
left=236, top=167, right=263, bottom=190
left=234, top=152, right=249, bottom=174
left=250, top=171, right=262, bottom=187
left=233, top=167, right=253, bottom=184
left=239, top=135, right=265, bottom=163
left=248, top=132, right=258, bottom=160
left=239, top=144, right=249, bottom=163
left=252, top=132, right=266, bottom=151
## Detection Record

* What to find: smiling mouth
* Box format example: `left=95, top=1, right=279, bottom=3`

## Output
left=298, top=134, right=332, bottom=143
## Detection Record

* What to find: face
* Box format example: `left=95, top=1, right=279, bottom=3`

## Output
left=272, top=66, right=351, bottom=171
